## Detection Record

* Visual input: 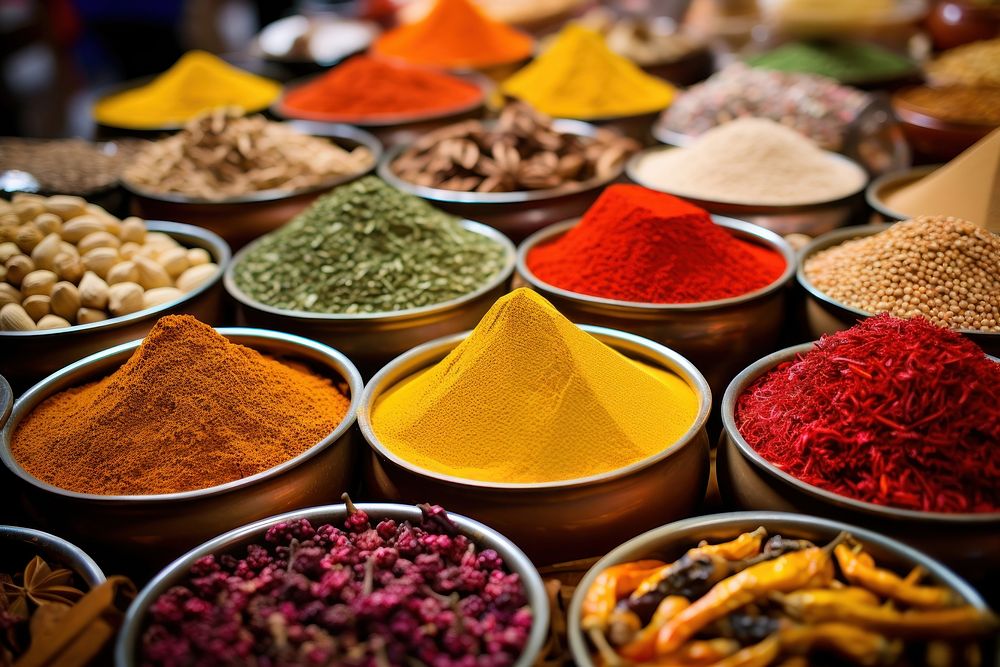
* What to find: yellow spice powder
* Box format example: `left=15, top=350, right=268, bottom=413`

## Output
left=501, top=24, right=675, bottom=119
left=371, top=288, right=700, bottom=483
left=93, top=51, right=281, bottom=129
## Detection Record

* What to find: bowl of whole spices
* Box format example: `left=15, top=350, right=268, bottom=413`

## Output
left=122, top=109, right=379, bottom=248
left=275, top=56, right=490, bottom=149
left=0, top=315, right=363, bottom=566
left=116, top=500, right=549, bottom=666
left=1, top=526, right=137, bottom=664
left=798, top=218, right=1000, bottom=354
left=0, top=194, right=229, bottom=393
left=380, top=103, right=641, bottom=240
left=718, top=315, right=1000, bottom=573
left=360, top=288, right=712, bottom=564
left=629, top=118, right=869, bottom=235
left=515, top=185, right=795, bottom=398
left=568, top=512, right=999, bottom=667
left=226, top=176, right=515, bottom=376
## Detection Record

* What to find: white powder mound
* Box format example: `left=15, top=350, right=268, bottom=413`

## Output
left=636, top=117, right=868, bottom=206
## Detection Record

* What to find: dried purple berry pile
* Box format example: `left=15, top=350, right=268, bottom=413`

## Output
left=139, top=500, right=533, bottom=666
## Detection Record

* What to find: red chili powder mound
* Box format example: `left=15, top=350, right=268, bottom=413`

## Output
left=281, top=56, right=483, bottom=120
left=526, top=184, right=786, bottom=303
left=735, top=314, right=1000, bottom=513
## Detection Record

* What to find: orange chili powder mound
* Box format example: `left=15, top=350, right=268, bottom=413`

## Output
left=11, top=315, right=352, bottom=496
left=371, top=0, right=535, bottom=69
left=281, top=56, right=483, bottom=121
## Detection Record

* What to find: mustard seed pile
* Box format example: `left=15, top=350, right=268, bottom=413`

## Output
left=804, top=216, right=1000, bottom=332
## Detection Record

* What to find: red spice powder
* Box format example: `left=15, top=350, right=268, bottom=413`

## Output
left=735, top=315, right=1000, bottom=513
left=526, top=184, right=786, bottom=303
left=280, top=56, right=483, bottom=121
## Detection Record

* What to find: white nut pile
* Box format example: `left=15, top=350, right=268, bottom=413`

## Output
left=0, top=194, right=219, bottom=331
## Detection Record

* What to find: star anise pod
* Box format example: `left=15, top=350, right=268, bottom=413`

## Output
left=5, top=557, right=84, bottom=610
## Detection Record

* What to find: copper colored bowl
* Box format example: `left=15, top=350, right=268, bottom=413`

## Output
left=514, top=216, right=796, bottom=399
left=359, top=326, right=712, bottom=565
left=891, top=87, right=998, bottom=161
left=716, top=343, right=1000, bottom=574
left=0, top=328, right=364, bottom=569
left=123, top=121, right=381, bottom=249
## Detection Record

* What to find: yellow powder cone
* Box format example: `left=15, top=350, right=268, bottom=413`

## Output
left=501, top=24, right=675, bottom=119
left=93, top=51, right=281, bottom=129
left=371, top=288, right=700, bottom=483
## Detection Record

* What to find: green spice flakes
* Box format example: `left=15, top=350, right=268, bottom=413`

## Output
left=233, top=177, right=508, bottom=314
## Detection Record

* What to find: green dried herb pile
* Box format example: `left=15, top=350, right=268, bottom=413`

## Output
left=232, top=176, right=508, bottom=314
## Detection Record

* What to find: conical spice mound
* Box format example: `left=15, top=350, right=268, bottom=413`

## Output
left=371, top=288, right=699, bottom=483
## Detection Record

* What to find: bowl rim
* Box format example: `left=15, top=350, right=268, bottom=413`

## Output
left=626, top=144, right=869, bottom=210
left=565, top=510, right=991, bottom=667
left=378, top=118, right=629, bottom=205
left=517, top=215, right=796, bottom=311
left=224, top=219, right=516, bottom=322
left=0, top=327, right=364, bottom=503
left=864, top=163, right=941, bottom=220
left=891, top=86, right=1000, bottom=130
left=113, top=502, right=550, bottom=667
left=0, top=374, right=10, bottom=431
left=0, top=220, right=231, bottom=339
left=358, top=324, right=712, bottom=490
left=721, top=342, right=1000, bottom=522
left=274, top=69, right=490, bottom=126
left=254, top=14, right=380, bottom=66
left=119, top=121, right=382, bottom=205
left=0, top=524, right=106, bottom=588
left=796, top=222, right=1000, bottom=339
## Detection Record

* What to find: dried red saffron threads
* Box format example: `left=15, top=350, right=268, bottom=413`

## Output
left=526, top=184, right=786, bottom=303
left=735, top=315, right=1000, bottom=513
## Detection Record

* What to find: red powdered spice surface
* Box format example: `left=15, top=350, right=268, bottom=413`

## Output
left=526, top=184, right=786, bottom=303
left=280, top=56, right=483, bottom=121
left=736, top=315, right=1000, bottom=513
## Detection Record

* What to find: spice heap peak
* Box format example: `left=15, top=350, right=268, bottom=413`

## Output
left=527, top=184, right=786, bottom=303
left=12, top=315, right=350, bottom=495
left=371, top=288, right=699, bottom=483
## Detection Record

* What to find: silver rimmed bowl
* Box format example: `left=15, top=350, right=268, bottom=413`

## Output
left=358, top=326, right=712, bottom=565
left=0, top=221, right=230, bottom=395
left=0, top=374, right=10, bottom=432
left=798, top=223, right=999, bottom=356
left=0, top=328, right=364, bottom=568
left=274, top=71, right=491, bottom=148
left=515, top=215, right=796, bottom=398
left=225, top=220, right=516, bottom=377
left=716, top=343, right=1000, bottom=574
left=114, top=502, right=549, bottom=667
left=567, top=511, right=994, bottom=667
left=865, top=164, right=941, bottom=221
left=123, top=121, right=382, bottom=249
left=1, top=525, right=105, bottom=588
left=378, top=119, right=630, bottom=241
left=626, top=146, right=869, bottom=236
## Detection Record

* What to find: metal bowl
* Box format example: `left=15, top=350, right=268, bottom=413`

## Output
left=359, top=326, right=712, bottom=565
left=567, top=511, right=993, bottom=667
left=0, top=374, right=10, bottom=433
left=1, top=525, right=105, bottom=589
left=0, top=328, right=364, bottom=569
left=378, top=119, right=630, bottom=241
left=225, top=220, right=516, bottom=378
left=716, top=344, right=1000, bottom=574
left=274, top=72, right=491, bottom=149
left=626, top=146, right=868, bottom=236
left=865, top=164, right=941, bottom=221
left=114, top=502, right=549, bottom=667
left=515, top=216, right=796, bottom=399
left=123, top=121, right=382, bottom=249
left=0, top=221, right=230, bottom=395
left=797, top=223, right=999, bottom=356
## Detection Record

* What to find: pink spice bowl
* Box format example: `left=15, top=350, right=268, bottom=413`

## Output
left=716, top=342, right=1000, bottom=578
left=514, top=215, right=796, bottom=401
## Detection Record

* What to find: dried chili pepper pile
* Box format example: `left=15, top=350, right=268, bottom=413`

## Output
left=582, top=528, right=999, bottom=666
left=735, top=315, right=1000, bottom=513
